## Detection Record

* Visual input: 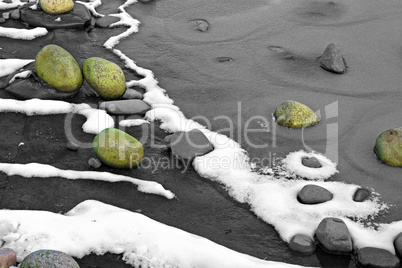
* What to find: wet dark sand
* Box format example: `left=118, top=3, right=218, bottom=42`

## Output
left=1, top=0, right=402, bottom=267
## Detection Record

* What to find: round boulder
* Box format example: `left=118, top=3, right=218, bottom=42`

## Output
left=83, top=57, right=126, bottom=100
left=289, top=234, right=316, bottom=255
left=20, top=249, right=79, bottom=268
left=35, top=44, right=83, bottom=92
left=298, top=184, right=333, bottom=204
left=315, top=217, right=353, bottom=255
left=39, top=0, right=74, bottom=15
left=93, top=128, right=144, bottom=168
left=357, top=247, right=400, bottom=268
left=375, top=128, right=402, bottom=167
left=274, top=101, right=320, bottom=128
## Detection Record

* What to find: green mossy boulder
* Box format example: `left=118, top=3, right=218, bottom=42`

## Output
left=83, top=57, right=126, bottom=100
left=39, top=0, right=74, bottom=15
left=20, top=249, right=79, bottom=268
left=274, top=101, right=320, bottom=128
left=35, top=44, right=83, bottom=92
left=93, top=128, right=143, bottom=168
left=375, top=127, right=402, bottom=167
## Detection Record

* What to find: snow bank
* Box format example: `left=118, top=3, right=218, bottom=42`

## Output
left=0, top=163, right=174, bottom=199
left=119, top=119, right=150, bottom=127
left=0, top=26, right=48, bottom=40
left=0, top=200, right=310, bottom=268
left=0, top=99, right=114, bottom=134
left=0, top=59, right=34, bottom=78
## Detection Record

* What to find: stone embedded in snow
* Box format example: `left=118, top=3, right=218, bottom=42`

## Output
left=0, top=248, right=16, bottom=268
left=315, top=217, right=353, bottom=255
left=169, top=129, right=214, bottom=161
left=353, top=188, right=371, bottom=202
left=39, top=0, right=74, bottom=15
left=289, top=234, right=316, bottom=255
left=318, top=43, right=347, bottom=74
left=394, top=233, right=402, bottom=258
left=357, top=247, right=400, bottom=268
left=10, top=9, right=20, bottom=20
left=301, top=156, right=322, bottom=168
left=20, top=3, right=91, bottom=29
left=375, top=127, right=402, bottom=167
left=297, top=184, right=333, bottom=204
left=122, top=88, right=143, bottom=99
left=88, top=157, right=102, bottom=169
left=274, top=100, right=320, bottom=128
left=95, top=15, right=120, bottom=28
left=100, top=99, right=151, bottom=115
left=20, top=249, right=79, bottom=268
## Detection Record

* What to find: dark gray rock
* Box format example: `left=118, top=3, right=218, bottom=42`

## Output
left=353, top=188, right=371, bottom=202
left=318, top=43, right=347, bottom=74
left=289, top=234, right=316, bottom=255
left=121, top=88, right=143, bottom=100
left=301, top=156, right=322, bottom=168
left=315, top=217, right=353, bottom=255
left=169, top=129, right=214, bottom=161
left=357, top=247, right=400, bottom=268
left=88, top=158, right=102, bottom=169
left=95, top=15, right=120, bottom=28
left=20, top=3, right=91, bottom=29
left=394, top=232, right=402, bottom=258
left=20, top=249, right=79, bottom=268
left=10, top=9, right=20, bottom=20
left=191, top=19, right=210, bottom=32
left=100, top=99, right=151, bottom=115
left=298, top=184, right=333, bottom=204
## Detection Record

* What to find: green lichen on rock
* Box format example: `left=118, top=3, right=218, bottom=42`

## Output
left=35, top=44, right=83, bottom=92
left=274, top=101, right=320, bottom=128
left=20, top=249, right=79, bottom=268
left=93, top=128, right=144, bottom=168
left=375, top=127, right=402, bottom=167
left=83, top=57, right=126, bottom=100
left=39, top=0, right=74, bottom=15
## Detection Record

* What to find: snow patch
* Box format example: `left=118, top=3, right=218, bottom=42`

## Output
left=0, top=26, right=47, bottom=40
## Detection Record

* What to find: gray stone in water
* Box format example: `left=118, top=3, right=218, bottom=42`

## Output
left=353, top=188, right=371, bottom=202
left=20, top=249, right=79, bottom=268
left=10, top=9, right=20, bottom=20
left=298, top=184, right=333, bottom=204
left=357, top=247, right=400, bottom=268
left=122, top=88, right=143, bottom=100
left=394, top=232, right=402, bottom=258
left=315, top=217, right=353, bottom=255
left=95, top=15, right=120, bottom=28
left=318, top=43, right=347, bottom=74
left=169, top=129, right=214, bottom=161
left=100, top=99, right=151, bottom=115
left=289, top=234, right=316, bottom=255
left=0, top=248, right=16, bottom=268
left=301, top=156, right=322, bottom=168
left=191, top=19, right=210, bottom=32
left=88, top=158, right=102, bottom=169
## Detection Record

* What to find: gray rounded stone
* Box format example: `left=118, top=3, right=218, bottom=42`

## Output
left=318, top=43, right=347, bottom=74
left=289, top=234, right=316, bottom=255
left=315, top=217, right=353, bottom=255
left=301, top=156, right=322, bottom=168
left=88, top=157, right=102, bottom=169
left=121, top=88, right=143, bottom=100
left=100, top=99, right=151, bottom=115
left=20, top=249, right=79, bottom=268
left=191, top=19, right=210, bottom=32
left=357, top=247, right=400, bottom=268
left=353, top=188, right=371, bottom=202
left=298, top=184, right=333, bottom=204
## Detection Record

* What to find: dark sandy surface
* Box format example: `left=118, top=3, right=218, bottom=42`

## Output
left=1, top=0, right=402, bottom=267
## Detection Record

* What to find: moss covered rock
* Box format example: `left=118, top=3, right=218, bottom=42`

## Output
left=375, top=127, right=402, bottom=167
left=93, top=128, right=143, bottom=168
left=35, top=44, right=83, bottom=92
left=20, top=249, right=79, bottom=268
left=83, top=57, right=126, bottom=100
left=39, top=0, right=74, bottom=15
left=274, top=101, right=320, bottom=128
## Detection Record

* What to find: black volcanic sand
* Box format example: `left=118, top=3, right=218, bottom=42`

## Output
left=1, top=0, right=402, bottom=267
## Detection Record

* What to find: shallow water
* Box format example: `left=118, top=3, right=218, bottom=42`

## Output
left=0, top=0, right=401, bottom=267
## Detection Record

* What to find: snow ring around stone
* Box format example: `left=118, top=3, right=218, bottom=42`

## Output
left=282, top=150, right=338, bottom=181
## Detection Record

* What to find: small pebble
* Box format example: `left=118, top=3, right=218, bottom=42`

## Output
left=10, top=9, right=20, bottom=20
left=353, top=188, right=371, bottom=202
left=289, top=234, right=316, bottom=255
left=191, top=19, right=210, bottom=32
left=88, top=157, right=102, bottom=168
left=122, top=88, right=143, bottom=99
left=301, top=156, right=322, bottom=168
left=66, top=141, right=80, bottom=151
